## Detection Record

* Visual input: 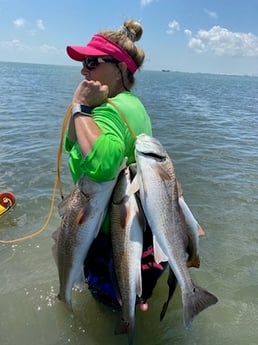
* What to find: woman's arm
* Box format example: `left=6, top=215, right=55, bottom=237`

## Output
left=70, top=79, right=109, bottom=155
left=73, top=115, right=102, bottom=157
left=67, top=116, right=77, bottom=144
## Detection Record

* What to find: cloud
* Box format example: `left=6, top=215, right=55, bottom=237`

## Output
left=167, top=20, right=180, bottom=35
left=37, top=19, right=46, bottom=31
left=40, top=44, right=60, bottom=54
left=0, top=39, right=26, bottom=50
left=141, top=0, right=154, bottom=6
left=185, top=26, right=258, bottom=57
left=204, top=9, right=218, bottom=19
left=12, top=18, right=46, bottom=32
left=0, top=39, right=62, bottom=57
left=13, top=18, right=26, bottom=28
left=184, top=29, right=192, bottom=38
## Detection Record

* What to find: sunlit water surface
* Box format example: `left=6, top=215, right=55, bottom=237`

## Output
left=0, top=62, right=258, bottom=345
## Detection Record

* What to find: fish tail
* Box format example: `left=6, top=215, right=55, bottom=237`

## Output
left=57, top=293, right=73, bottom=312
left=182, top=283, right=218, bottom=329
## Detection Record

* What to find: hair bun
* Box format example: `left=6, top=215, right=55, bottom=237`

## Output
left=121, top=20, right=143, bottom=42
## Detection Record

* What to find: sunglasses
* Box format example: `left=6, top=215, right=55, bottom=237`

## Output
left=82, top=56, right=119, bottom=70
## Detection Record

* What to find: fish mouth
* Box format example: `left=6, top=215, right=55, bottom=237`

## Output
left=137, top=150, right=166, bottom=162
left=136, top=134, right=167, bottom=161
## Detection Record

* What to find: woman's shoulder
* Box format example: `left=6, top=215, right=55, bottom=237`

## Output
left=94, top=91, right=152, bottom=136
left=111, top=91, right=140, bottom=103
left=110, top=91, right=148, bottom=114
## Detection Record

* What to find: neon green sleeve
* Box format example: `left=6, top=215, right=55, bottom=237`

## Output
left=64, top=133, right=125, bottom=183
left=80, top=133, right=125, bottom=181
left=64, top=133, right=74, bottom=153
left=64, top=92, right=152, bottom=183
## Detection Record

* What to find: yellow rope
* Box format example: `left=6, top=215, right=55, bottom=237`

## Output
left=106, top=99, right=137, bottom=140
left=0, top=104, right=72, bottom=244
left=0, top=99, right=135, bottom=244
left=57, top=104, right=73, bottom=199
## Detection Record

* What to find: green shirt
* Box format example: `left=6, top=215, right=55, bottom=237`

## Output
left=64, top=91, right=152, bottom=183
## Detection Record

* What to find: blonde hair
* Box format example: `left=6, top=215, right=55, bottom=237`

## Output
left=100, top=19, right=145, bottom=87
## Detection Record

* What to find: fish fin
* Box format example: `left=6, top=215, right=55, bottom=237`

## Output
left=187, top=256, right=200, bottom=268
left=182, top=283, right=218, bottom=329
left=120, top=157, right=128, bottom=171
left=74, top=269, right=86, bottom=291
left=128, top=176, right=140, bottom=195
left=119, top=203, right=128, bottom=229
left=77, top=203, right=92, bottom=225
left=128, top=163, right=137, bottom=179
left=179, top=196, right=206, bottom=238
left=51, top=228, right=59, bottom=243
left=178, top=197, right=199, bottom=233
left=197, top=224, right=206, bottom=236
left=160, top=300, right=170, bottom=322
left=153, top=235, right=168, bottom=264
left=179, top=196, right=201, bottom=262
left=160, top=268, right=178, bottom=321
left=51, top=243, right=57, bottom=266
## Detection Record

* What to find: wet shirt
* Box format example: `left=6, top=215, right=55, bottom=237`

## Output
left=64, top=91, right=152, bottom=183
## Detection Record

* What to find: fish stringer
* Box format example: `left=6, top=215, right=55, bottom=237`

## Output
left=0, top=104, right=72, bottom=244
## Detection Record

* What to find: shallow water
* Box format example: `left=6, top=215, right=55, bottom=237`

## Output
left=0, top=62, right=258, bottom=345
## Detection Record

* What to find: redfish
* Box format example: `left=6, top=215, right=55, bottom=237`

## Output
left=52, top=160, right=126, bottom=309
left=131, top=134, right=218, bottom=328
left=110, top=165, right=144, bottom=345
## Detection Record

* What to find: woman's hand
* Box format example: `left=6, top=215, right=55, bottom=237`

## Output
left=72, top=80, right=109, bottom=108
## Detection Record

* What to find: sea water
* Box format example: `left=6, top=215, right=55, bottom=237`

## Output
left=0, top=61, right=257, bottom=345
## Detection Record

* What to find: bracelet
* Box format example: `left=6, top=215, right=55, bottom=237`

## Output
left=72, top=105, right=92, bottom=118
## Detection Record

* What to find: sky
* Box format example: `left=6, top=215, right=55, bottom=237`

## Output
left=1, top=0, right=258, bottom=75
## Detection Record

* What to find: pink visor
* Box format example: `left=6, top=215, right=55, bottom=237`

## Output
left=66, top=34, right=138, bottom=74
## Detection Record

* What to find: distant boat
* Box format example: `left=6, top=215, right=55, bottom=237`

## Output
left=0, top=191, right=16, bottom=218
left=161, top=69, right=170, bottom=72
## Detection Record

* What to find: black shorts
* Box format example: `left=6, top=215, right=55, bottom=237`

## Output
left=84, top=225, right=168, bottom=309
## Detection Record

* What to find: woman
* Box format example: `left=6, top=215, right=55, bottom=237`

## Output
left=65, top=19, right=167, bottom=309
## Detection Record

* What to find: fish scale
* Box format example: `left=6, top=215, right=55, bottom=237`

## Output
left=52, top=160, right=126, bottom=309
left=134, top=134, right=218, bottom=328
left=110, top=166, right=144, bottom=345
